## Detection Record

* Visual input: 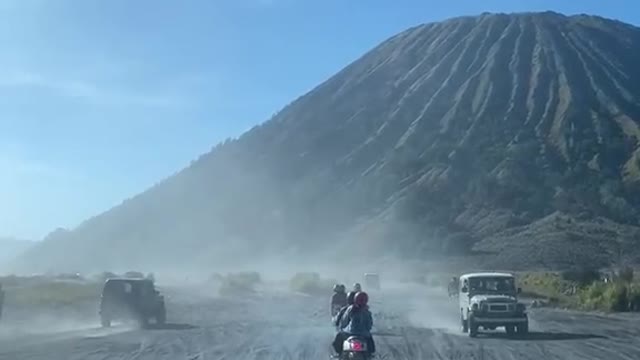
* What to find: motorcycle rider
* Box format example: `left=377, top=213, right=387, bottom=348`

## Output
left=331, top=284, right=347, bottom=316
left=332, top=291, right=375, bottom=356
left=353, top=283, right=362, bottom=292
left=333, top=291, right=356, bottom=327
left=448, top=276, right=458, bottom=297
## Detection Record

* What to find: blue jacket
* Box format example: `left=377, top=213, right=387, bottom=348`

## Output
left=338, top=305, right=373, bottom=336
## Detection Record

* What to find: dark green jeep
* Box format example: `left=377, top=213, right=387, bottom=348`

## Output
left=99, top=278, right=166, bottom=328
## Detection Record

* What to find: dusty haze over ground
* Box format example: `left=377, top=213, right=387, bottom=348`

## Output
left=3, top=269, right=640, bottom=360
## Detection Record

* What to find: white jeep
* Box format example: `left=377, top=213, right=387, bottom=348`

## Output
left=364, top=273, right=380, bottom=290
left=458, top=272, right=528, bottom=337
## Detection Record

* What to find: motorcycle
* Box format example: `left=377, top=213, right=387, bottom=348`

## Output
left=340, top=336, right=371, bottom=360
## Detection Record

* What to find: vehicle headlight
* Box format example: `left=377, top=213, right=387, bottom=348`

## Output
left=516, top=303, right=526, bottom=313
left=471, top=303, right=479, bottom=311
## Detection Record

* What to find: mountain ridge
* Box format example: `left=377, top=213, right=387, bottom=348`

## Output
left=0, top=237, right=34, bottom=268
left=13, top=11, right=640, bottom=272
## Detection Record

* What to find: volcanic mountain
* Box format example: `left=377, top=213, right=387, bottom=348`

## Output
left=14, top=11, right=640, bottom=272
left=0, top=237, right=33, bottom=268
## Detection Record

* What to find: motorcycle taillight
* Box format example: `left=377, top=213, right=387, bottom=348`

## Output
left=351, top=341, right=363, bottom=351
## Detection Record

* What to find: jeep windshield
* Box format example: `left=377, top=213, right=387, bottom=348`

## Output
left=468, top=277, right=516, bottom=295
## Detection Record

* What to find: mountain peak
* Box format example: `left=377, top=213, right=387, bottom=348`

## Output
left=14, top=12, right=640, bottom=272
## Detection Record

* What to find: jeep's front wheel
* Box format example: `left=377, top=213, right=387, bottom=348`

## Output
left=138, top=315, right=149, bottom=329
left=100, top=315, right=111, bottom=328
left=517, top=321, right=529, bottom=335
left=156, top=305, right=166, bottom=325
left=461, top=312, right=468, bottom=333
left=505, top=325, right=515, bottom=336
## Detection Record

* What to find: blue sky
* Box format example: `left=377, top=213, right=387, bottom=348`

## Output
left=1, top=0, right=638, bottom=240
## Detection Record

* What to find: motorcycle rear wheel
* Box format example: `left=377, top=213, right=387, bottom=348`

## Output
left=341, top=352, right=369, bottom=360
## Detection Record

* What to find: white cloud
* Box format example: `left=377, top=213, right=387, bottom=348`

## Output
left=0, top=69, right=189, bottom=109
left=0, top=143, right=87, bottom=239
left=0, top=143, right=77, bottom=184
left=1, top=70, right=45, bottom=87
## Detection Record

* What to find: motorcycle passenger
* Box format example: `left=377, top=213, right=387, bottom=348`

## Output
left=332, top=291, right=375, bottom=356
left=331, top=284, right=347, bottom=316
left=333, top=291, right=356, bottom=327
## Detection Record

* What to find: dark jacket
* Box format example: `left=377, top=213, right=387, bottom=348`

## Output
left=332, top=292, right=348, bottom=307
left=331, top=292, right=348, bottom=315
left=333, top=305, right=349, bottom=326
left=339, top=304, right=373, bottom=336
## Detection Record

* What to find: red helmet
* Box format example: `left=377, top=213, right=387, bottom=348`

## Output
left=354, top=291, right=368, bottom=307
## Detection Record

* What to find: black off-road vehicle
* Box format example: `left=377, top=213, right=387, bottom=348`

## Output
left=99, top=278, right=166, bottom=328
left=124, top=271, right=145, bottom=279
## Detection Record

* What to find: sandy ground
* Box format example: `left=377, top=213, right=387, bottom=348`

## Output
left=1, top=282, right=640, bottom=360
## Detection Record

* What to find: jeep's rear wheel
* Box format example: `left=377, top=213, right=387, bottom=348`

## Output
left=517, top=321, right=529, bottom=335
left=100, top=315, right=111, bottom=328
left=156, top=306, right=166, bottom=325
left=138, top=315, right=149, bottom=329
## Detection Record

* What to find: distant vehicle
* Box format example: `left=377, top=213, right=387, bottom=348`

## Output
left=99, top=278, right=166, bottom=328
left=101, top=272, right=118, bottom=280
left=124, top=271, right=145, bottom=279
left=364, top=273, right=380, bottom=290
left=56, top=272, right=84, bottom=281
left=458, top=272, right=528, bottom=338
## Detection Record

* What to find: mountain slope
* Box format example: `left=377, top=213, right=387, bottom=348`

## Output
left=15, top=12, right=640, bottom=272
left=0, top=237, right=33, bottom=269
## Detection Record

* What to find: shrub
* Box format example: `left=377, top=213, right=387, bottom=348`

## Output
left=289, top=272, right=335, bottom=295
left=232, top=271, right=261, bottom=285
left=6, top=281, right=102, bottom=307
left=0, top=274, right=26, bottom=287
left=561, top=267, right=601, bottom=286
left=604, top=284, right=629, bottom=312
left=618, top=266, right=634, bottom=283
left=208, top=272, right=224, bottom=283
left=218, top=272, right=262, bottom=297
left=520, top=272, right=574, bottom=299
left=521, top=271, right=640, bottom=312
left=579, top=282, right=607, bottom=311
left=579, top=282, right=631, bottom=312
left=629, top=285, right=640, bottom=311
